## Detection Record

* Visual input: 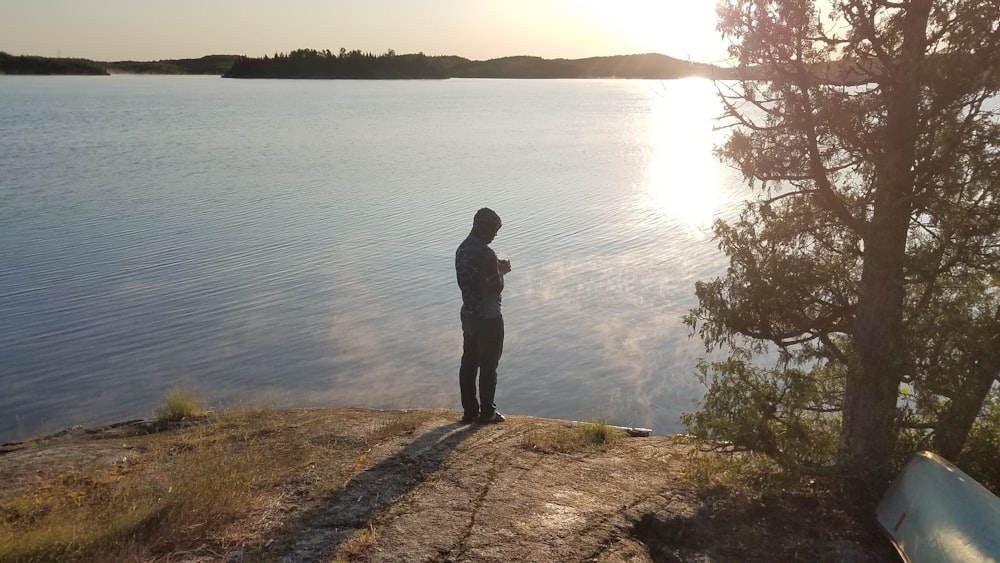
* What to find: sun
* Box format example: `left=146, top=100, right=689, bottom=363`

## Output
left=583, top=1, right=726, bottom=62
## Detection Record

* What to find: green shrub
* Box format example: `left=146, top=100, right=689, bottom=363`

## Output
left=681, top=351, right=842, bottom=471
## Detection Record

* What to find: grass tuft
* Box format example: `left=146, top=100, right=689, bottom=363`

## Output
left=155, top=388, right=198, bottom=422
left=334, top=523, right=378, bottom=562
left=578, top=420, right=619, bottom=447
left=520, top=419, right=620, bottom=453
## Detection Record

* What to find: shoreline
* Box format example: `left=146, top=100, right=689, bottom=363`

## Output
left=0, top=407, right=897, bottom=562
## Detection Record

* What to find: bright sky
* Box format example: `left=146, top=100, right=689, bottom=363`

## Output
left=0, top=0, right=731, bottom=64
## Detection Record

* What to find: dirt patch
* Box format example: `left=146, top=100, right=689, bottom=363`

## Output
left=0, top=409, right=899, bottom=562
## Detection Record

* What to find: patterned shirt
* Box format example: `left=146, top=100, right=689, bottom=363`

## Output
left=455, top=232, right=504, bottom=319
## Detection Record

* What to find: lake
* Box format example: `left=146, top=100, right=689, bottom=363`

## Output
left=0, top=75, right=748, bottom=442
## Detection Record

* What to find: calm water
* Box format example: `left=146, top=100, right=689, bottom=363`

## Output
left=0, top=75, right=747, bottom=442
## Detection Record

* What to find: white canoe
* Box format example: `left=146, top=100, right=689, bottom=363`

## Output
left=877, top=451, right=1000, bottom=563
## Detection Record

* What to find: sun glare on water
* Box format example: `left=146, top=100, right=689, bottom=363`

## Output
left=643, top=78, right=722, bottom=231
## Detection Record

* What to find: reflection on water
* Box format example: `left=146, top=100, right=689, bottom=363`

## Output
left=0, top=76, right=746, bottom=442
left=644, top=78, right=724, bottom=231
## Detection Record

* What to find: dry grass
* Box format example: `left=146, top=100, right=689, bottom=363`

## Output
left=1, top=411, right=898, bottom=562
left=0, top=407, right=439, bottom=562
left=333, top=522, right=378, bottom=562
left=679, top=447, right=783, bottom=494
left=519, top=419, right=621, bottom=453
left=578, top=420, right=619, bottom=447
left=154, top=388, right=199, bottom=422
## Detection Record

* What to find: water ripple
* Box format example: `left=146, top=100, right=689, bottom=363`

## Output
left=0, top=76, right=739, bottom=442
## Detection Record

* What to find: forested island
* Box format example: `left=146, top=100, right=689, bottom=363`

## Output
left=1, top=49, right=736, bottom=80
left=223, top=48, right=735, bottom=79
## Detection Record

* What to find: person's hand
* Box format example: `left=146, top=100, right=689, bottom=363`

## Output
left=498, top=259, right=511, bottom=274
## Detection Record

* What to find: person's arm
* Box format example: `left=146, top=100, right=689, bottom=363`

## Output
left=480, top=247, right=505, bottom=294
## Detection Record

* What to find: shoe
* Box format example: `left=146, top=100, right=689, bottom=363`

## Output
left=459, top=414, right=478, bottom=424
left=477, top=412, right=505, bottom=424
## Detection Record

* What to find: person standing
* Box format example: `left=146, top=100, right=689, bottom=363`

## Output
left=455, top=208, right=511, bottom=424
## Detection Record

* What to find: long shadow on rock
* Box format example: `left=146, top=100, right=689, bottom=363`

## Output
left=257, top=421, right=483, bottom=563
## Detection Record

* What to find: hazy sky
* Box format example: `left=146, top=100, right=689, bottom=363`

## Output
left=1, top=0, right=731, bottom=63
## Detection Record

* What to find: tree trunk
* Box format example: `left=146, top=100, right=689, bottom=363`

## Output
left=934, top=368, right=997, bottom=460
left=844, top=231, right=908, bottom=480
left=841, top=0, right=932, bottom=483
left=935, top=308, right=1000, bottom=460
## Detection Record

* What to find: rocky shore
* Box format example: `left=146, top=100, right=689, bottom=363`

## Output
left=0, top=409, right=898, bottom=562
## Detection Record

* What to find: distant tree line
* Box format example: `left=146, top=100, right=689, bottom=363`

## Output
left=2, top=49, right=738, bottom=80
left=223, top=49, right=735, bottom=80
left=445, top=54, right=729, bottom=79
left=0, top=53, right=240, bottom=76
left=107, top=55, right=240, bottom=75
left=224, top=49, right=449, bottom=79
left=0, top=52, right=108, bottom=75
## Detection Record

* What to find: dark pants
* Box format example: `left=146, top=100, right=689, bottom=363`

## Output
left=459, top=316, right=504, bottom=418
